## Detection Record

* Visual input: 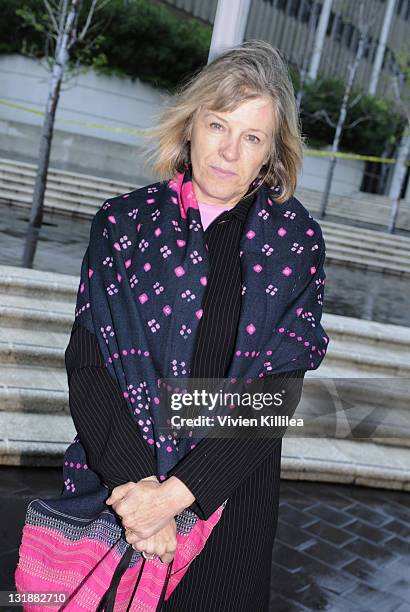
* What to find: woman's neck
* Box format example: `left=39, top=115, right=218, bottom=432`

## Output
left=192, top=177, right=246, bottom=207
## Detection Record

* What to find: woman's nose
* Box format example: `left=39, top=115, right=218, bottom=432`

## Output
left=219, top=138, right=241, bottom=161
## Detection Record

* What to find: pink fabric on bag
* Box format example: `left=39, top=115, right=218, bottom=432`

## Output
left=15, top=503, right=225, bottom=611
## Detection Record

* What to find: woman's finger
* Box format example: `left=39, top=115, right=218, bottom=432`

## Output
left=160, top=551, right=175, bottom=564
left=126, top=519, right=177, bottom=558
left=106, top=482, right=136, bottom=505
left=125, top=529, right=139, bottom=545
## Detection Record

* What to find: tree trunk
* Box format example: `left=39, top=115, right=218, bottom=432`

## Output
left=319, top=0, right=367, bottom=218
left=21, top=64, right=64, bottom=268
left=388, top=124, right=410, bottom=233
left=22, top=0, right=81, bottom=268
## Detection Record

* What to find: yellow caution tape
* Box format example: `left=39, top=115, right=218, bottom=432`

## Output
left=1, top=98, right=409, bottom=165
left=304, top=148, right=408, bottom=165
left=0, top=98, right=148, bottom=136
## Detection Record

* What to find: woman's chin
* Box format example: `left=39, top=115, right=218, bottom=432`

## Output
left=202, top=179, right=239, bottom=199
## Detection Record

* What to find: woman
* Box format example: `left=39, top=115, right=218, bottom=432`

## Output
left=15, top=40, right=329, bottom=611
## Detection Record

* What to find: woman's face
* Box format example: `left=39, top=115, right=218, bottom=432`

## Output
left=189, top=96, right=276, bottom=206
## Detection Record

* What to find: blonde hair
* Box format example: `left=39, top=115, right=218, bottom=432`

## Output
left=143, top=40, right=304, bottom=204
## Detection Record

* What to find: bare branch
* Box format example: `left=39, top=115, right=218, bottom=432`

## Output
left=43, top=0, right=59, bottom=33
left=79, top=31, right=103, bottom=53
left=94, top=0, right=111, bottom=11
left=348, top=92, right=364, bottom=109
left=66, top=0, right=82, bottom=51
left=77, top=16, right=106, bottom=39
left=59, top=0, right=69, bottom=33
left=305, top=108, right=337, bottom=128
left=78, top=0, right=111, bottom=41
left=343, top=114, right=372, bottom=129
left=78, top=0, right=99, bottom=41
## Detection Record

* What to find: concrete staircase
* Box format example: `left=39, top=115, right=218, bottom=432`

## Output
left=296, top=186, right=410, bottom=233
left=0, top=266, right=76, bottom=465
left=2, top=157, right=410, bottom=277
left=1, top=264, right=409, bottom=490
left=0, top=157, right=134, bottom=219
left=321, top=221, right=410, bottom=277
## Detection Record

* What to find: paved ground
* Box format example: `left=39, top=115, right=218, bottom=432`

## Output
left=0, top=203, right=89, bottom=277
left=1, top=466, right=409, bottom=611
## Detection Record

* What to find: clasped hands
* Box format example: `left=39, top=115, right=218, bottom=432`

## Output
left=105, top=475, right=195, bottom=564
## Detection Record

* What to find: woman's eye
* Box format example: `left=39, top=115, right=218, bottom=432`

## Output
left=210, top=122, right=223, bottom=130
left=247, top=134, right=261, bottom=143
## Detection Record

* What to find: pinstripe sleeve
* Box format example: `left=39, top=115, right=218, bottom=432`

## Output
left=65, top=323, right=156, bottom=489
left=167, top=369, right=306, bottom=520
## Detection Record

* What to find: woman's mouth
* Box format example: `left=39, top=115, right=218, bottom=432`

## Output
left=210, top=165, right=236, bottom=177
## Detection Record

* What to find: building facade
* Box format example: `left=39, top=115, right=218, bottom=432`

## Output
left=163, top=0, right=410, bottom=101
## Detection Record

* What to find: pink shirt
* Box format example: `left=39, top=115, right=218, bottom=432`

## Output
left=197, top=200, right=236, bottom=231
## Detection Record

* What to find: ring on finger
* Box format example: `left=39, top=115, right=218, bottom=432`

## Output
left=142, top=551, right=156, bottom=560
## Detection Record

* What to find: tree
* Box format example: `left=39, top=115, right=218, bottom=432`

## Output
left=317, top=0, right=372, bottom=218
left=295, top=0, right=322, bottom=111
left=21, top=0, right=109, bottom=268
left=387, top=47, right=410, bottom=234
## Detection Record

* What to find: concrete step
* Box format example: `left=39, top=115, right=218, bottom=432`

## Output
left=0, top=306, right=73, bottom=333
left=0, top=296, right=74, bottom=333
left=0, top=169, right=133, bottom=207
left=0, top=292, right=73, bottom=319
left=1, top=408, right=408, bottom=491
left=297, top=188, right=410, bottom=231
left=325, top=253, right=409, bottom=277
left=281, top=437, right=410, bottom=491
left=1, top=265, right=410, bottom=489
left=0, top=363, right=67, bottom=393
left=0, top=386, right=68, bottom=414
left=298, top=376, right=409, bottom=446
left=0, top=186, right=101, bottom=218
left=2, top=326, right=409, bottom=376
left=323, top=312, right=410, bottom=354
left=2, top=265, right=410, bottom=367
left=325, top=341, right=410, bottom=375
left=321, top=208, right=409, bottom=230
left=2, top=158, right=410, bottom=275
left=0, top=157, right=135, bottom=218
left=1, top=179, right=103, bottom=208
left=2, top=156, right=410, bottom=231
left=0, top=340, right=65, bottom=368
left=0, top=157, right=133, bottom=193
left=299, top=191, right=393, bottom=210
left=321, top=314, right=410, bottom=375
left=0, top=167, right=131, bottom=201
left=323, top=232, right=410, bottom=255
left=320, top=221, right=410, bottom=245
left=326, top=233, right=410, bottom=252
left=0, top=265, right=77, bottom=301
left=324, top=241, right=410, bottom=263
left=297, top=187, right=393, bottom=209
left=327, top=248, right=409, bottom=268
left=0, top=266, right=75, bottom=334
left=0, top=411, right=75, bottom=467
